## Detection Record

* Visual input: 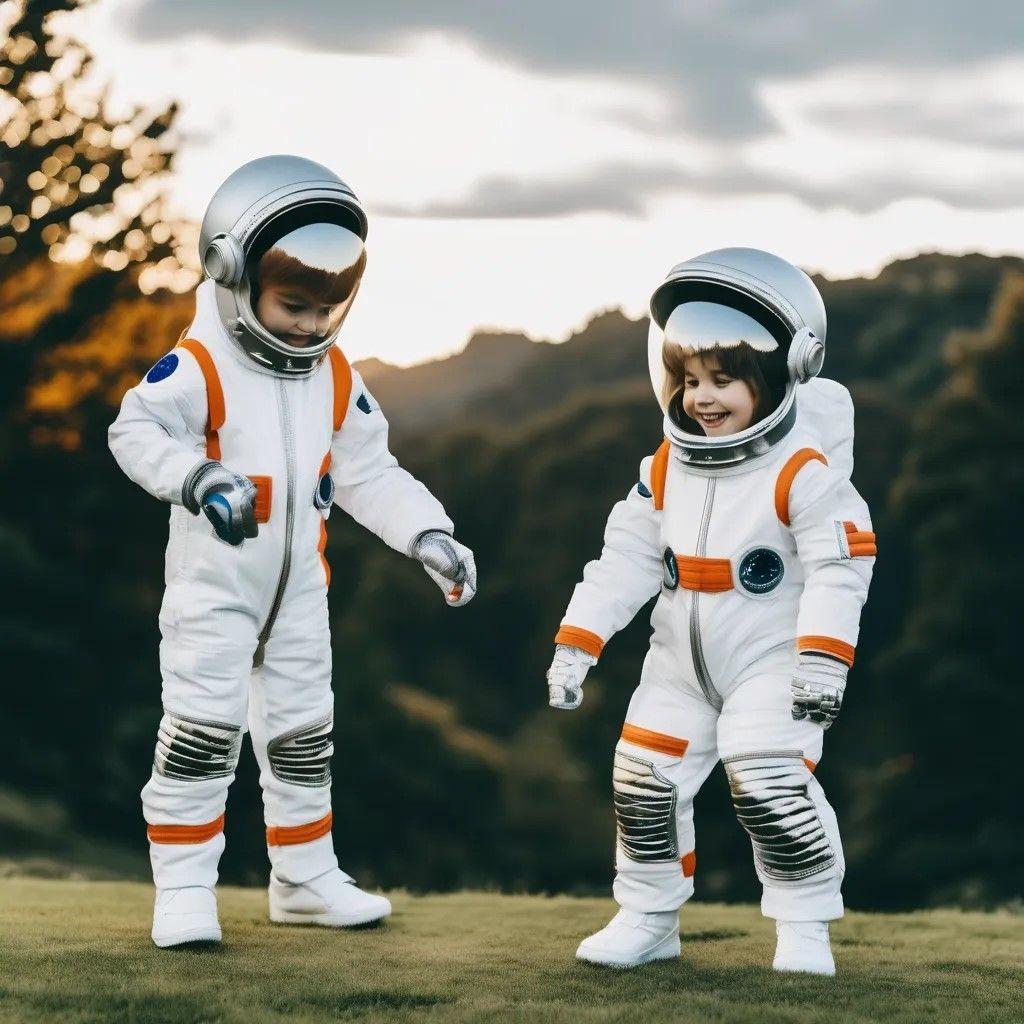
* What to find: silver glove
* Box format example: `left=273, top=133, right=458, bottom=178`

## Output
left=410, top=530, right=477, bottom=606
left=182, top=459, right=258, bottom=547
left=791, top=653, right=848, bottom=729
left=547, top=644, right=597, bottom=710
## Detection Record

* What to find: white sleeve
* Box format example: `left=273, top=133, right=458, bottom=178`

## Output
left=107, top=351, right=209, bottom=505
left=555, top=455, right=664, bottom=659
left=797, top=378, right=855, bottom=481
left=330, top=369, right=453, bottom=555
left=789, top=459, right=876, bottom=666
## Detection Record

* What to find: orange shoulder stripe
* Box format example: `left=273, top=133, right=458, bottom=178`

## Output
left=554, top=625, right=605, bottom=660
left=267, top=812, right=334, bottom=848
left=798, top=635, right=856, bottom=667
left=775, top=447, right=828, bottom=526
left=147, top=813, right=225, bottom=846
left=178, top=338, right=225, bottom=461
left=328, top=346, right=352, bottom=432
left=650, top=439, right=671, bottom=511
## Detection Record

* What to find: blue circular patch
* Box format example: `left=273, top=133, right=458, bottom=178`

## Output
left=738, top=548, right=785, bottom=595
left=146, top=353, right=179, bottom=383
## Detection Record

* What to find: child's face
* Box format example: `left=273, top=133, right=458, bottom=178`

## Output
left=680, top=353, right=756, bottom=436
left=255, top=285, right=342, bottom=347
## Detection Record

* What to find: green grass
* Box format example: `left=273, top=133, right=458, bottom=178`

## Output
left=0, top=879, right=1021, bottom=1023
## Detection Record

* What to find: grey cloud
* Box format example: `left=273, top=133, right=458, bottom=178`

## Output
left=128, top=0, right=1023, bottom=142
left=378, top=160, right=1024, bottom=219
left=376, top=164, right=686, bottom=219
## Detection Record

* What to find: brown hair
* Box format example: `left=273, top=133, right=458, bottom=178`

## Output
left=256, top=246, right=367, bottom=306
left=662, top=342, right=787, bottom=431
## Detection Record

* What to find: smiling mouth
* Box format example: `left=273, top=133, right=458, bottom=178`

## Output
left=696, top=411, right=729, bottom=427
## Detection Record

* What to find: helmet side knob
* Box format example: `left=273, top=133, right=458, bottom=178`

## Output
left=788, top=328, right=825, bottom=383
left=203, top=233, right=245, bottom=287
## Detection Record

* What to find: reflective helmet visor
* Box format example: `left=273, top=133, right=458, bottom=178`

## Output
left=246, top=221, right=365, bottom=354
left=648, top=301, right=786, bottom=435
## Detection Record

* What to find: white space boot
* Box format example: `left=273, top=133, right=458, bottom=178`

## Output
left=151, top=886, right=221, bottom=948
left=576, top=909, right=680, bottom=968
left=772, top=920, right=836, bottom=976
left=268, top=867, right=391, bottom=928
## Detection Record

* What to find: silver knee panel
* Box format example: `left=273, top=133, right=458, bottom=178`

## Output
left=613, top=749, right=679, bottom=862
left=267, top=715, right=333, bottom=787
left=724, top=751, right=835, bottom=882
left=154, top=712, right=242, bottom=781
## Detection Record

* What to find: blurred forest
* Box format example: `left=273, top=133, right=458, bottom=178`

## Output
left=2, top=2, right=1022, bottom=909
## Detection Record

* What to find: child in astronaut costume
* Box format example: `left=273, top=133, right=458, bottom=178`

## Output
left=109, top=156, right=477, bottom=948
left=547, top=248, right=875, bottom=975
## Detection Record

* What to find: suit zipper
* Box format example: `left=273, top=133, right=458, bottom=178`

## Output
left=689, top=477, right=723, bottom=710
left=253, top=379, right=296, bottom=669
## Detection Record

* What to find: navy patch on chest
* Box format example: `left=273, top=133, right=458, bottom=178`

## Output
left=356, top=393, right=372, bottom=414
left=146, top=353, right=179, bottom=383
left=738, top=547, right=785, bottom=595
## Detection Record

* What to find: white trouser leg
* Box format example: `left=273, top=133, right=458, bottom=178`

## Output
left=718, top=651, right=845, bottom=923
left=612, top=666, right=719, bottom=914
left=143, top=592, right=256, bottom=890
left=250, top=583, right=338, bottom=885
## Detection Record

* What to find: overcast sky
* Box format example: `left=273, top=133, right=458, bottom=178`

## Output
left=63, top=0, right=1024, bottom=365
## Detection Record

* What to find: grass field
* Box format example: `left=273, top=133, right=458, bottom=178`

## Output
left=0, top=879, right=1021, bottom=1023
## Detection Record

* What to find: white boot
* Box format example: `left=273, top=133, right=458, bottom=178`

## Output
left=576, top=909, right=680, bottom=968
left=268, top=867, right=391, bottom=928
left=772, top=920, right=836, bottom=976
left=151, top=886, right=221, bottom=948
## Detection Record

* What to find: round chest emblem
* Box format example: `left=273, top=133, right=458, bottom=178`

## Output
left=662, top=547, right=679, bottom=590
left=738, top=547, right=785, bottom=595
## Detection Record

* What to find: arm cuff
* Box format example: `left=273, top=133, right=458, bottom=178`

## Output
left=797, top=635, right=856, bottom=667
left=554, top=625, right=605, bottom=660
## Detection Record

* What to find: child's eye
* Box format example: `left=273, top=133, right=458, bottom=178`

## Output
left=684, top=377, right=698, bottom=388
left=283, top=302, right=304, bottom=313
left=714, top=376, right=733, bottom=387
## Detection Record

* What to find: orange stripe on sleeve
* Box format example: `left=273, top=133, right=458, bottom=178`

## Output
left=328, top=346, right=353, bottom=432
left=620, top=723, right=689, bottom=758
left=775, top=448, right=828, bottom=526
left=844, top=521, right=878, bottom=556
left=650, top=439, right=671, bottom=511
left=554, top=625, right=605, bottom=659
left=147, top=813, right=225, bottom=846
left=798, top=635, right=856, bottom=667
left=266, top=812, right=334, bottom=848
left=178, top=338, right=225, bottom=461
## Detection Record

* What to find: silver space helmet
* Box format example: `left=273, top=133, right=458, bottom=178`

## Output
left=199, top=155, right=368, bottom=376
left=647, top=247, right=827, bottom=466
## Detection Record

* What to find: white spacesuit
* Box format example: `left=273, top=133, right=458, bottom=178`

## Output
left=548, top=249, right=875, bottom=973
left=109, top=156, right=476, bottom=947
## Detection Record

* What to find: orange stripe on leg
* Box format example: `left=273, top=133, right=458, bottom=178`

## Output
left=681, top=850, right=697, bottom=878
left=267, top=812, right=333, bottom=847
left=554, top=626, right=605, bottom=660
left=620, top=723, right=689, bottom=758
left=148, top=813, right=225, bottom=845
